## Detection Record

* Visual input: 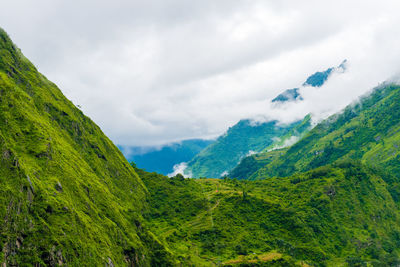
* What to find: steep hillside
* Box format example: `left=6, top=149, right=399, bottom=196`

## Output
left=120, top=139, right=213, bottom=175
left=140, top=161, right=400, bottom=266
left=0, top=28, right=173, bottom=266
left=185, top=119, right=304, bottom=178
left=229, top=115, right=311, bottom=180
left=185, top=62, right=345, bottom=179
left=250, top=83, right=400, bottom=180
left=4, top=24, right=400, bottom=267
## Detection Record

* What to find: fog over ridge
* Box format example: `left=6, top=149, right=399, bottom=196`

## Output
left=1, top=0, right=400, bottom=146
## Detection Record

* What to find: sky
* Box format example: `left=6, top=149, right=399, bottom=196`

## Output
left=1, top=0, right=400, bottom=146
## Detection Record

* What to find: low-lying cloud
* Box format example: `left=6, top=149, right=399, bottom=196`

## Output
left=1, top=0, right=400, bottom=146
left=168, top=162, right=191, bottom=178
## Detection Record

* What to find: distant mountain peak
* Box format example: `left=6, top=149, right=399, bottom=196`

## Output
left=303, top=59, right=348, bottom=87
left=337, top=59, right=348, bottom=72
left=302, top=67, right=334, bottom=87
left=271, top=88, right=303, bottom=103
left=272, top=60, right=347, bottom=104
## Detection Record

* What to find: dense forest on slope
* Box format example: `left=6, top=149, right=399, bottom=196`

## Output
left=243, top=84, right=400, bottom=180
left=0, top=28, right=174, bottom=266
left=2, top=25, right=400, bottom=267
left=229, top=115, right=311, bottom=180
left=184, top=119, right=304, bottom=178
left=139, top=161, right=400, bottom=266
left=185, top=62, right=346, bottom=179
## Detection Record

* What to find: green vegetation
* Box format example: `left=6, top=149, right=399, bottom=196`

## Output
left=248, top=84, right=400, bottom=180
left=140, top=161, right=400, bottom=266
left=0, top=28, right=173, bottom=266
left=185, top=119, right=304, bottom=178
left=228, top=149, right=285, bottom=181
left=185, top=61, right=343, bottom=179
left=2, top=26, right=400, bottom=267
left=229, top=115, right=311, bottom=180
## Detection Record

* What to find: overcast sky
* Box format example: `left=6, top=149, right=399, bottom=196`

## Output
left=1, top=0, right=400, bottom=146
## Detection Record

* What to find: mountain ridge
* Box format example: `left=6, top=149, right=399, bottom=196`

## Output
left=2, top=26, right=400, bottom=267
left=141, top=160, right=400, bottom=266
left=120, top=139, right=214, bottom=175
left=183, top=62, right=345, bottom=178
left=241, top=83, right=400, bottom=180
left=0, top=27, right=174, bottom=266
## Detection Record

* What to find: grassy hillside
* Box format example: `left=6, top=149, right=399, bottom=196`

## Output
left=140, top=161, right=400, bottom=266
left=249, top=84, right=400, bottom=180
left=185, top=119, right=303, bottom=178
left=0, top=28, right=174, bottom=266
left=229, top=115, right=311, bottom=180
left=184, top=61, right=345, bottom=179
left=4, top=25, right=400, bottom=267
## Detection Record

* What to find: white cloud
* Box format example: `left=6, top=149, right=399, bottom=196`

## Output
left=1, top=0, right=400, bottom=146
left=267, top=135, right=301, bottom=152
left=246, top=150, right=257, bottom=157
left=168, top=162, right=190, bottom=178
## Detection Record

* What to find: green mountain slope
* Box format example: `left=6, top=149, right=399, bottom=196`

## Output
left=0, top=28, right=173, bottom=266
left=249, top=84, right=400, bottom=180
left=184, top=62, right=346, bottom=179
left=185, top=119, right=304, bottom=178
left=4, top=25, right=400, bottom=267
left=140, top=161, right=400, bottom=266
left=229, top=115, right=311, bottom=180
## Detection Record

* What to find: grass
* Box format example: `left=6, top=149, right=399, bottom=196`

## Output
left=0, top=27, right=174, bottom=266
left=139, top=161, right=400, bottom=266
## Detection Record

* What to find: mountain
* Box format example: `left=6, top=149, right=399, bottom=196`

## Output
left=303, top=60, right=347, bottom=87
left=184, top=119, right=305, bottom=178
left=271, top=88, right=302, bottom=103
left=4, top=25, right=400, bottom=267
left=302, top=67, right=333, bottom=87
left=120, top=139, right=214, bottom=175
left=0, top=28, right=174, bottom=266
left=272, top=60, right=347, bottom=104
left=137, top=81, right=400, bottom=266
left=183, top=62, right=345, bottom=179
left=121, top=61, right=345, bottom=179
left=139, top=161, right=400, bottom=266
left=242, top=83, right=400, bottom=180
left=229, top=114, right=311, bottom=180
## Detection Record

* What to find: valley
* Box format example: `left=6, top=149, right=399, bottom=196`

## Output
left=1, top=26, right=400, bottom=267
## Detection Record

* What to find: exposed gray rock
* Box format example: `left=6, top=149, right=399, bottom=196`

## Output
left=55, top=181, right=63, bottom=192
left=26, top=175, right=34, bottom=193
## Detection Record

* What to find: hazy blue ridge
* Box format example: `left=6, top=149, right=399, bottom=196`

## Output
left=183, top=62, right=345, bottom=178
left=272, top=88, right=302, bottom=103
left=120, top=139, right=214, bottom=175
left=302, top=67, right=334, bottom=87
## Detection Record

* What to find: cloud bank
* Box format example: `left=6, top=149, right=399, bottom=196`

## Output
left=1, top=0, right=400, bottom=146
